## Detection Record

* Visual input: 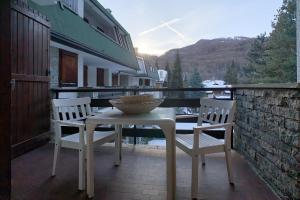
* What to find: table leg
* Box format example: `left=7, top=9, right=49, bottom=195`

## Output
left=114, top=124, right=122, bottom=166
left=86, top=123, right=97, bottom=198
left=160, top=124, right=176, bottom=200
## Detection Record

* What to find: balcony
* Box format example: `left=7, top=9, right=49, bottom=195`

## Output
left=2, top=84, right=297, bottom=199
left=12, top=143, right=278, bottom=200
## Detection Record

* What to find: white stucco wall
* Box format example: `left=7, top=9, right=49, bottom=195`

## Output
left=77, top=54, right=84, bottom=87
left=104, top=68, right=112, bottom=86
left=120, top=75, right=129, bottom=86
left=128, top=76, right=139, bottom=86
left=87, top=67, right=112, bottom=87
left=88, top=66, right=97, bottom=87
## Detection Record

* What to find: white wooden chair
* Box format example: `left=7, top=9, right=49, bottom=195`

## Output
left=51, top=97, right=116, bottom=190
left=175, top=98, right=236, bottom=199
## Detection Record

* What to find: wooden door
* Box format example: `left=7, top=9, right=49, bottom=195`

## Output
left=84, top=65, right=88, bottom=87
left=0, top=0, right=12, bottom=198
left=97, top=68, right=104, bottom=86
left=112, top=73, right=119, bottom=86
left=10, top=1, right=50, bottom=157
left=59, top=50, right=78, bottom=87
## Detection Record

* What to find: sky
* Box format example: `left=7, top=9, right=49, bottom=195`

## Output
left=99, top=0, right=283, bottom=56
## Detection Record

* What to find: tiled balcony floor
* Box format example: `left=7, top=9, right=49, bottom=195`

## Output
left=12, top=143, right=278, bottom=200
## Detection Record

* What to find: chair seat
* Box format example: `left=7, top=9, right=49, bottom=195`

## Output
left=61, top=131, right=115, bottom=149
left=176, top=133, right=224, bottom=151
left=176, top=122, right=225, bottom=131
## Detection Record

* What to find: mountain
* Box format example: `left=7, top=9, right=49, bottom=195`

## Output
left=141, top=37, right=254, bottom=81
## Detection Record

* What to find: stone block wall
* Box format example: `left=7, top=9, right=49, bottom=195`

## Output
left=233, top=86, right=300, bottom=199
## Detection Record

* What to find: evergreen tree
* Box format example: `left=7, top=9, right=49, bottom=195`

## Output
left=183, top=72, right=189, bottom=88
left=224, top=60, right=239, bottom=85
left=244, top=0, right=296, bottom=83
left=189, top=68, right=203, bottom=88
left=188, top=68, right=203, bottom=98
left=245, top=33, right=268, bottom=83
left=171, top=50, right=183, bottom=88
left=165, top=62, right=172, bottom=87
left=263, top=0, right=296, bottom=83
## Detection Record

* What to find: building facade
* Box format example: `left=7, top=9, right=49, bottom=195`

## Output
left=29, top=0, right=139, bottom=92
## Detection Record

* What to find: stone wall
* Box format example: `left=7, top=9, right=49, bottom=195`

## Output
left=233, top=86, right=300, bottom=199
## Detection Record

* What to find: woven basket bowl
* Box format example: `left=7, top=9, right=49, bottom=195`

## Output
left=109, top=99, right=163, bottom=114
left=120, top=94, right=154, bottom=104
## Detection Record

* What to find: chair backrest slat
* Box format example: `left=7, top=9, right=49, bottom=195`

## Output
left=74, top=105, right=80, bottom=119
left=86, top=104, right=92, bottom=116
left=61, top=107, right=67, bottom=120
left=52, top=97, right=92, bottom=121
left=68, top=106, right=74, bottom=120
left=80, top=104, right=87, bottom=118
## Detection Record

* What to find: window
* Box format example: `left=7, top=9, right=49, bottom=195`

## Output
left=83, top=65, right=88, bottom=87
left=112, top=73, right=119, bottom=86
left=145, top=79, right=150, bottom=86
left=97, top=68, right=105, bottom=86
left=139, top=79, right=143, bottom=86
left=59, top=50, right=78, bottom=87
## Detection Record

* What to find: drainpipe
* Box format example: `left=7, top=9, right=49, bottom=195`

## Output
left=297, top=0, right=300, bottom=83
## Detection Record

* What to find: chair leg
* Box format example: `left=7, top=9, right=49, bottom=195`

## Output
left=191, top=155, right=199, bottom=199
left=200, top=153, right=205, bottom=166
left=225, top=148, right=233, bottom=184
left=51, top=143, right=61, bottom=176
left=78, top=148, right=86, bottom=190
left=114, top=125, right=122, bottom=166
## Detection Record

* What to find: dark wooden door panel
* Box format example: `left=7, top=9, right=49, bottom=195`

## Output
left=0, top=0, right=11, bottom=198
left=84, top=65, right=88, bottom=87
left=10, top=2, right=50, bottom=154
left=97, top=68, right=104, bottom=86
left=59, top=50, right=78, bottom=86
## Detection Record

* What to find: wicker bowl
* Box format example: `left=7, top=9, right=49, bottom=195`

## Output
left=120, top=94, right=154, bottom=104
left=109, top=98, right=164, bottom=114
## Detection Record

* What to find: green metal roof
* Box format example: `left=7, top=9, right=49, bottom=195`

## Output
left=28, top=1, right=139, bottom=70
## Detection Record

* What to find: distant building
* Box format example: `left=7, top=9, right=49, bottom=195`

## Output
left=158, top=69, right=167, bottom=82
left=134, top=57, right=159, bottom=87
left=202, top=80, right=231, bottom=99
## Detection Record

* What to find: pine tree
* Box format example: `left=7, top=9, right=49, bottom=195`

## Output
left=263, top=0, right=296, bottom=83
left=245, top=33, right=268, bottom=83
left=224, top=60, right=238, bottom=85
left=188, top=68, right=203, bottom=98
left=171, top=50, right=183, bottom=88
left=165, top=62, right=172, bottom=87
left=189, top=68, right=203, bottom=88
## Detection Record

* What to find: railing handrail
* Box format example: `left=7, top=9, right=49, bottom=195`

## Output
left=51, top=86, right=234, bottom=93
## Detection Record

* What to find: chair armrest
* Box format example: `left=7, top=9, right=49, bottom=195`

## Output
left=52, top=120, right=85, bottom=128
left=193, top=123, right=233, bottom=131
left=176, top=114, right=198, bottom=119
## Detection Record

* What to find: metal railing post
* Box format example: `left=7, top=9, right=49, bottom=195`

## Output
left=133, top=89, right=137, bottom=145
